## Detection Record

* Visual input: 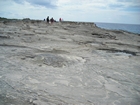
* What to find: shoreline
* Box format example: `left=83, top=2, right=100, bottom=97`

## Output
left=1, top=18, right=140, bottom=35
left=95, top=22, right=140, bottom=35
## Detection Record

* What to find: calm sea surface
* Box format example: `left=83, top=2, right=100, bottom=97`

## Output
left=95, top=22, right=140, bottom=34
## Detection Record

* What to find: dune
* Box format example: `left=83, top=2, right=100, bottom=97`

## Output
left=0, top=19, right=140, bottom=105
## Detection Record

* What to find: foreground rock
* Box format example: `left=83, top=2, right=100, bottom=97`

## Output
left=0, top=20, right=140, bottom=105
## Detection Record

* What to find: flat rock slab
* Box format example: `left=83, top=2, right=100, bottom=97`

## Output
left=0, top=20, right=140, bottom=105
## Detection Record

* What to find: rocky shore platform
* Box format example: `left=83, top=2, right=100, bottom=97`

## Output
left=0, top=20, right=140, bottom=105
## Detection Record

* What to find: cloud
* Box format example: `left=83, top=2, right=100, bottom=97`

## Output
left=109, top=4, right=124, bottom=9
left=0, top=0, right=140, bottom=24
left=7, top=0, right=140, bottom=11
left=116, top=0, right=140, bottom=8
left=55, top=0, right=140, bottom=23
left=124, top=5, right=140, bottom=11
left=13, top=0, right=57, bottom=8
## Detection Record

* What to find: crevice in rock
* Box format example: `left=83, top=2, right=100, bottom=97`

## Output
left=0, top=35, right=10, bottom=39
left=0, top=44, right=27, bottom=48
left=91, top=33, right=116, bottom=39
left=97, top=48, right=137, bottom=56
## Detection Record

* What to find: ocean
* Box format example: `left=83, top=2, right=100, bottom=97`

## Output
left=95, top=22, right=140, bottom=34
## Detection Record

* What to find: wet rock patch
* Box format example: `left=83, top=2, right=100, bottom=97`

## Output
left=32, top=53, right=85, bottom=67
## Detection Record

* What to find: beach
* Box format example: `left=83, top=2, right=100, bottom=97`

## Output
left=0, top=20, right=140, bottom=105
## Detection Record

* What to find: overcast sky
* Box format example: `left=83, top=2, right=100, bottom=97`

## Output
left=0, top=0, right=140, bottom=24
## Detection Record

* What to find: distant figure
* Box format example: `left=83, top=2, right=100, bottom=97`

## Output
left=59, top=18, right=62, bottom=22
left=50, top=17, right=54, bottom=24
left=47, top=16, right=49, bottom=23
left=44, top=19, right=45, bottom=21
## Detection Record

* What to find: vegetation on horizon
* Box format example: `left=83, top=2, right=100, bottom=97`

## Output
left=0, top=17, right=20, bottom=21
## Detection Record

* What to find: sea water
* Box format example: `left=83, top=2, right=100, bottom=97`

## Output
left=95, top=22, right=140, bottom=34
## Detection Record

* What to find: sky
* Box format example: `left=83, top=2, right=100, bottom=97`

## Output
left=0, top=0, right=140, bottom=24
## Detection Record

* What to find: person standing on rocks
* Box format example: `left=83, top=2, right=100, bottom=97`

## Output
left=47, top=16, right=49, bottom=23
left=50, top=17, right=54, bottom=24
left=59, top=18, right=62, bottom=22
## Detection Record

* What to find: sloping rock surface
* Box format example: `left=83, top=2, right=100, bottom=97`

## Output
left=0, top=20, right=140, bottom=105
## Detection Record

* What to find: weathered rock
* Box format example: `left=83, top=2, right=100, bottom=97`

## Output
left=0, top=20, right=140, bottom=105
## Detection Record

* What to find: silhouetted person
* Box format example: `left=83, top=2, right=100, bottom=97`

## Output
left=50, top=17, right=54, bottom=24
left=47, top=16, right=49, bottom=23
left=59, top=18, right=62, bottom=22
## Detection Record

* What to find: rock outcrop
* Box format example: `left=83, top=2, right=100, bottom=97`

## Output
left=0, top=20, right=140, bottom=105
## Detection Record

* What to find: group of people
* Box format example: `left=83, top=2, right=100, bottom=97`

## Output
left=44, top=16, right=63, bottom=24
left=44, top=16, right=55, bottom=24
